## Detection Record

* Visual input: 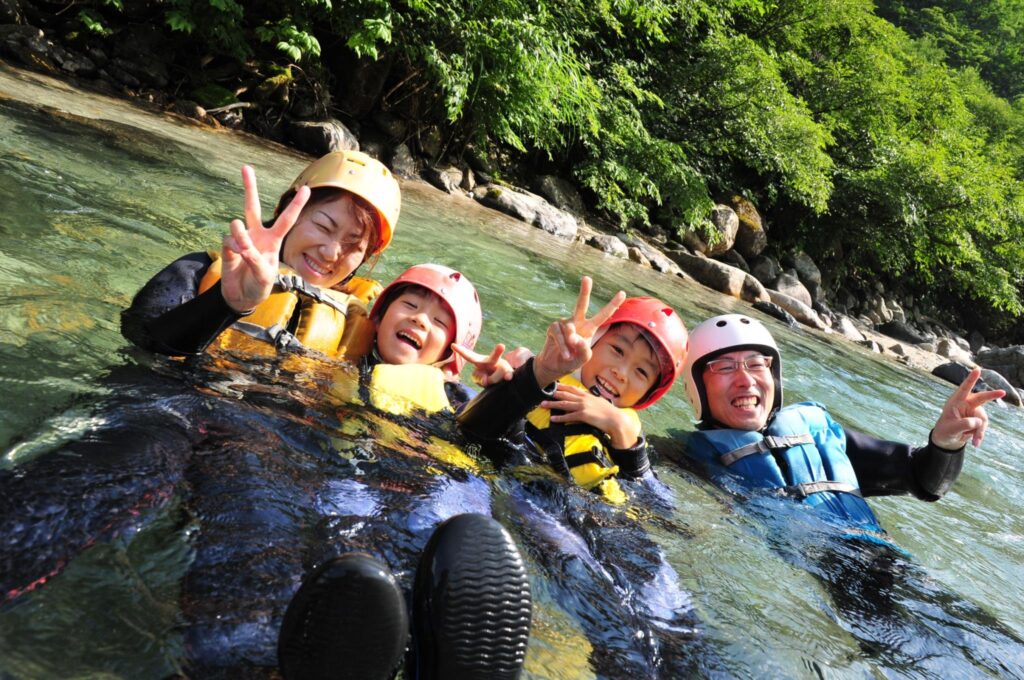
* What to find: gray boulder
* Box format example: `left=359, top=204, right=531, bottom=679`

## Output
left=586, top=234, right=628, bottom=258
left=767, top=289, right=827, bottom=330
left=976, top=346, right=1024, bottom=387
left=666, top=249, right=769, bottom=303
left=979, top=369, right=1022, bottom=407
left=389, top=143, right=419, bottom=179
left=773, top=269, right=812, bottom=308
left=750, top=255, right=782, bottom=288
left=834, top=315, right=866, bottom=343
left=684, top=205, right=738, bottom=256
left=877, top=320, right=929, bottom=345
left=474, top=186, right=578, bottom=240
left=533, top=175, right=584, bottom=215
left=718, top=249, right=750, bottom=272
left=287, top=119, right=359, bottom=156
left=788, top=251, right=822, bottom=301
left=731, top=195, right=768, bottom=258
left=424, top=165, right=464, bottom=194
left=936, top=338, right=973, bottom=365
left=753, top=301, right=799, bottom=328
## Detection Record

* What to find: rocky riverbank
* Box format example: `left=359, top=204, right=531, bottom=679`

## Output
left=2, top=9, right=1022, bottom=406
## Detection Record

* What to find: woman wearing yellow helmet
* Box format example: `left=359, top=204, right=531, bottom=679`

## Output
left=122, top=150, right=401, bottom=359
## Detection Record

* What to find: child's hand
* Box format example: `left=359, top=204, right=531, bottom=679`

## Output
left=505, top=347, right=534, bottom=370
left=221, top=165, right=310, bottom=314
left=452, top=343, right=515, bottom=387
left=533, top=277, right=625, bottom=387
left=931, top=367, right=1005, bottom=449
left=543, top=383, right=641, bottom=449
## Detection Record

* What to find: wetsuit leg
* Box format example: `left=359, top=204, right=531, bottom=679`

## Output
left=1, top=385, right=201, bottom=601
left=179, top=409, right=327, bottom=673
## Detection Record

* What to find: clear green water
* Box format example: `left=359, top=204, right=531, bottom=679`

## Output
left=1, top=64, right=1023, bottom=678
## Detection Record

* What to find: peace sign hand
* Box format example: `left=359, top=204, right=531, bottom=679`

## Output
left=451, top=343, right=515, bottom=387
left=220, top=165, right=310, bottom=313
left=532, top=277, right=625, bottom=387
left=931, top=367, right=1005, bottom=449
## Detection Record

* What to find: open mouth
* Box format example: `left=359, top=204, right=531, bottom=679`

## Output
left=303, top=254, right=332, bottom=277
left=595, top=375, right=620, bottom=399
left=396, top=330, right=422, bottom=349
left=731, top=395, right=761, bottom=408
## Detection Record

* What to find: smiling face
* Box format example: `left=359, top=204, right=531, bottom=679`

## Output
left=280, top=191, right=377, bottom=289
left=374, top=287, right=454, bottom=366
left=580, top=325, right=660, bottom=408
left=702, top=350, right=776, bottom=430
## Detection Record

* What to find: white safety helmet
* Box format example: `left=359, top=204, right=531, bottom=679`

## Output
left=683, top=313, right=783, bottom=422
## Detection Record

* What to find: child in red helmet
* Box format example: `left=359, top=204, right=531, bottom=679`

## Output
left=456, top=277, right=688, bottom=502
left=278, top=263, right=533, bottom=680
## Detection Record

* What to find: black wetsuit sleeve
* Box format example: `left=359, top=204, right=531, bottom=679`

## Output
left=846, top=427, right=964, bottom=501
left=455, top=358, right=556, bottom=442
left=608, top=435, right=652, bottom=479
left=444, top=381, right=478, bottom=412
left=120, top=252, right=245, bottom=355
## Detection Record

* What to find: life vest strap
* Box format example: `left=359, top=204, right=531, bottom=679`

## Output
left=564, top=449, right=608, bottom=469
left=785, top=481, right=862, bottom=499
left=275, top=273, right=350, bottom=314
left=719, top=433, right=815, bottom=466
left=232, top=320, right=304, bottom=351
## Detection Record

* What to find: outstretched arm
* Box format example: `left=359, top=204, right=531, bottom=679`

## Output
left=531, top=277, right=625, bottom=387
left=848, top=368, right=1005, bottom=500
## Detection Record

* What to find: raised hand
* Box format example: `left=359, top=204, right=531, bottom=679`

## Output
left=533, top=277, right=625, bottom=387
left=543, top=383, right=640, bottom=449
left=221, top=165, right=310, bottom=313
left=451, top=343, right=514, bottom=386
left=931, top=367, right=1005, bottom=449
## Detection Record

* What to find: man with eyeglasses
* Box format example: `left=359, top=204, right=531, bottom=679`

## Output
left=679, top=313, right=1004, bottom=535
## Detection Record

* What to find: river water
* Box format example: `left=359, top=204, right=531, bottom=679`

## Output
left=1, top=63, right=1022, bottom=678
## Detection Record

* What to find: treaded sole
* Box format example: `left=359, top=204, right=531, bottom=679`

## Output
left=278, top=553, right=409, bottom=680
left=414, top=513, right=532, bottom=680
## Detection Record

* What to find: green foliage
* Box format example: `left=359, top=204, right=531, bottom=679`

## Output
left=46, top=0, right=1024, bottom=336
left=77, top=9, right=113, bottom=37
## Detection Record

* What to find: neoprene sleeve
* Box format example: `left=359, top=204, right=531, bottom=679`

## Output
left=121, top=252, right=244, bottom=355
left=456, top=358, right=555, bottom=442
left=845, top=427, right=964, bottom=501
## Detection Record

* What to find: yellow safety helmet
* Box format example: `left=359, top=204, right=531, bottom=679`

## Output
left=275, top=150, right=401, bottom=254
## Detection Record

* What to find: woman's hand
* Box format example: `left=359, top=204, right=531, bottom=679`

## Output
left=931, top=367, right=1005, bottom=449
left=532, top=277, right=625, bottom=387
left=543, top=383, right=640, bottom=449
left=220, top=165, right=309, bottom=313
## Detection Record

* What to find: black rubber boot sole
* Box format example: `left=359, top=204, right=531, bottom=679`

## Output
left=278, top=553, right=409, bottom=680
left=413, top=513, right=533, bottom=680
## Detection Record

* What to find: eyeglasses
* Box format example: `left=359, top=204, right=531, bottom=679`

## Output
left=704, top=355, right=773, bottom=374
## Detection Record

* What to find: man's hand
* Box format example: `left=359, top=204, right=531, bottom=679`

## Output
left=931, top=367, right=1005, bottom=449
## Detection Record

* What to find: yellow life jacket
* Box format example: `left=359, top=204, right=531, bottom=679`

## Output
left=327, top=361, right=481, bottom=473
left=197, top=252, right=380, bottom=361
left=525, top=375, right=634, bottom=505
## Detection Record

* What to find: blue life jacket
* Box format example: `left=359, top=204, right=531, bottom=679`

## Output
left=687, top=402, right=882, bottom=531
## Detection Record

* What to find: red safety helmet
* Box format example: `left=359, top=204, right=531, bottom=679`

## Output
left=596, top=297, right=688, bottom=410
left=371, top=264, right=482, bottom=375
